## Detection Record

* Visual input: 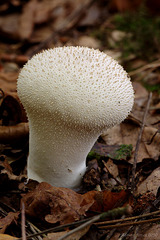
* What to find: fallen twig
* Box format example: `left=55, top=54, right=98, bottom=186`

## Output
left=95, top=209, right=160, bottom=226
left=98, top=217, right=160, bottom=230
left=18, top=206, right=129, bottom=240
left=129, top=59, right=160, bottom=76
left=119, top=192, right=160, bottom=239
left=131, top=92, right=152, bottom=193
left=57, top=206, right=130, bottom=240
left=21, top=202, right=26, bottom=240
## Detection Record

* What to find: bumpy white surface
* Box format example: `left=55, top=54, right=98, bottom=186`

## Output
left=17, top=46, right=134, bottom=188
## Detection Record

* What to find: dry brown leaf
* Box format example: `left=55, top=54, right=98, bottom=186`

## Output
left=23, top=183, right=131, bottom=225
left=29, top=26, right=54, bottom=43
left=137, top=166, right=160, bottom=195
left=132, top=82, right=159, bottom=126
left=103, top=122, right=160, bottom=164
left=0, top=234, right=18, bottom=240
left=34, top=0, right=65, bottom=24
left=0, top=72, right=19, bottom=83
left=103, top=159, right=119, bottom=179
left=0, top=3, right=9, bottom=11
left=0, top=122, right=29, bottom=144
left=28, top=0, right=89, bottom=43
left=77, top=36, right=101, bottom=49
left=83, top=189, right=130, bottom=213
left=22, top=182, right=93, bottom=224
left=0, top=95, right=25, bottom=125
left=0, top=212, right=19, bottom=234
left=19, top=0, right=38, bottom=40
left=0, top=14, right=20, bottom=40
left=137, top=224, right=160, bottom=240
left=133, top=82, right=148, bottom=100
left=83, top=159, right=101, bottom=188
left=143, top=126, right=160, bottom=160
left=109, top=0, right=143, bottom=12
left=0, top=72, right=18, bottom=97
left=79, top=4, right=101, bottom=26
left=44, top=231, right=69, bottom=240
left=0, top=53, right=28, bottom=65
left=102, top=82, right=160, bottom=164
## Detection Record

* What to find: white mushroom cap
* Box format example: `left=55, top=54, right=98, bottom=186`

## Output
left=17, top=46, right=134, bottom=189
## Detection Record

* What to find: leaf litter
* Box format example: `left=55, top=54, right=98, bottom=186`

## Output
left=0, top=0, right=160, bottom=239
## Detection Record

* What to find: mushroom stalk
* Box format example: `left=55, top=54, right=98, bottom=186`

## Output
left=17, top=46, right=134, bottom=189
left=28, top=114, right=99, bottom=188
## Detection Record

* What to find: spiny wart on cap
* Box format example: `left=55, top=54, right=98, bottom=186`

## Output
left=17, top=46, right=134, bottom=189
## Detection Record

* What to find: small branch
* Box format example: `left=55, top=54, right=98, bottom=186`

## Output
left=98, top=217, right=160, bottom=230
left=95, top=209, right=160, bottom=226
left=57, top=215, right=100, bottom=240
left=21, top=201, right=26, bottom=240
left=57, top=206, right=130, bottom=240
left=18, top=206, right=129, bottom=240
left=17, top=207, right=160, bottom=239
left=19, top=218, right=91, bottom=240
left=118, top=196, right=160, bottom=240
left=129, top=59, right=160, bottom=76
left=131, top=92, right=152, bottom=193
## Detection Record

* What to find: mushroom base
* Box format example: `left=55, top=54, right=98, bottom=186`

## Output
left=27, top=158, right=87, bottom=189
left=27, top=120, right=100, bottom=189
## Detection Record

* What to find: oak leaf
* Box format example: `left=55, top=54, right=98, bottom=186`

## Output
left=22, top=182, right=94, bottom=224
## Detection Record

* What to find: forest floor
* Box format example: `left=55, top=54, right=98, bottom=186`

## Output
left=0, top=0, right=160, bottom=239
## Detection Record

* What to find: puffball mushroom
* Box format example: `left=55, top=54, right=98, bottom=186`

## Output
left=17, top=46, right=134, bottom=189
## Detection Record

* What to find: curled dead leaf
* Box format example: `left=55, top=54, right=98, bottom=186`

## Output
left=0, top=212, right=19, bottom=234
left=0, top=122, right=29, bottom=144
left=83, top=189, right=131, bottom=214
left=22, top=182, right=93, bottom=224
left=22, top=182, right=131, bottom=226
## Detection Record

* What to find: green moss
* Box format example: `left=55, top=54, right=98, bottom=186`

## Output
left=113, top=4, right=160, bottom=60
left=87, top=150, right=102, bottom=161
left=88, top=144, right=133, bottom=162
left=143, top=83, right=160, bottom=94
left=108, top=144, right=133, bottom=161
left=90, top=29, right=107, bottom=42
